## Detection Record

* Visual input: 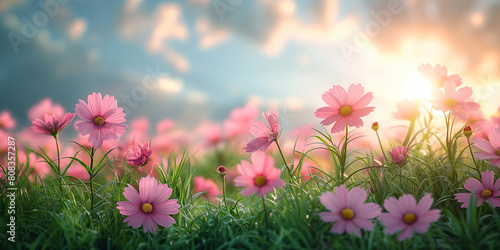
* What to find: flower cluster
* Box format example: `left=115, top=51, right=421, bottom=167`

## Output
left=318, top=185, right=440, bottom=240
left=6, top=62, right=500, bottom=243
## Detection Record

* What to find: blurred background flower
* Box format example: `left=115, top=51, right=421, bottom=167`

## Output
left=1, top=0, right=500, bottom=135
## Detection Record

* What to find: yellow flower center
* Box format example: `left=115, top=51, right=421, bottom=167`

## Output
left=340, top=105, right=352, bottom=116
left=141, top=203, right=153, bottom=213
left=497, top=149, right=500, bottom=156
left=341, top=208, right=354, bottom=220
left=445, top=98, right=456, bottom=107
left=254, top=175, right=267, bottom=187
left=93, top=116, right=105, bottom=126
left=403, top=213, right=416, bottom=224
left=481, top=189, right=492, bottom=199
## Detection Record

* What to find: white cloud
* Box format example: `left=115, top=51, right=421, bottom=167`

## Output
left=193, top=0, right=358, bottom=55
left=363, top=0, right=500, bottom=78
left=120, top=1, right=190, bottom=73
left=158, top=76, right=183, bottom=94
left=147, top=4, right=188, bottom=52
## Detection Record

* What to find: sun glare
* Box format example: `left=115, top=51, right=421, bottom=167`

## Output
left=401, top=72, right=432, bottom=100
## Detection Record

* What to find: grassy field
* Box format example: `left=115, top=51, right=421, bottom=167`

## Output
left=1, top=128, right=500, bottom=249
left=2, top=81, right=500, bottom=249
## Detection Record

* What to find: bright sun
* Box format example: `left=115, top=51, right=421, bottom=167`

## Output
left=401, top=72, right=432, bottom=100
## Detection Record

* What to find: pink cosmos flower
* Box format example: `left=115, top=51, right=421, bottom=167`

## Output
left=205, top=124, right=223, bottom=147
left=28, top=98, right=65, bottom=121
left=194, top=122, right=223, bottom=148
left=454, top=170, right=500, bottom=208
left=0, top=110, right=16, bottom=130
left=315, top=84, right=375, bottom=133
left=126, top=117, right=150, bottom=144
left=472, top=127, right=500, bottom=168
left=244, top=110, right=279, bottom=153
left=19, top=151, right=52, bottom=181
left=156, top=119, right=175, bottom=134
left=379, top=194, right=441, bottom=240
left=223, top=120, right=241, bottom=139
left=31, top=113, right=76, bottom=137
left=465, top=109, right=490, bottom=134
left=151, top=135, right=176, bottom=156
left=430, top=80, right=479, bottom=120
left=131, top=117, right=150, bottom=133
left=74, top=133, right=118, bottom=153
left=116, top=175, right=180, bottom=233
left=393, top=99, right=419, bottom=121
left=126, top=141, right=152, bottom=167
left=283, top=125, right=314, bottom=154
left=150, top=132, right=190, bottom=167
left=234, top=151, right=285, bottom=197
left=223, top=104, right=259, bottom=138
left=492, top=107, right=500, bottom=127
left=228, top=104, right=259, bottom=124
left=0, top=130, right=9, bottom=154
left=65, top=164, right=90, bottom=180
left=75, top=92, right=127, bottom=148
left=194, top=177, right=222, bottom=199
left=318, top=185, right=381, bottom=236
left=18, top=127, right=57, bottom=153
left=417, top=63, right=462, bottom=88
left=388, top=146, right=409, bottom=166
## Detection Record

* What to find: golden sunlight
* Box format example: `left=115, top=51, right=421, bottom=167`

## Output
left=401, top=72, right=432, bottom=100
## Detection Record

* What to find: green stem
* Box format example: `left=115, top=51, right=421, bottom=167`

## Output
left=445, top=112, right=455, bottom=163
left=444, top=112, right=458, bottom=183
left=54, top=134, right=61, bottom=175
left=222, top=175, right=229, bottom=213
left=262, top=196, right=269, bottom=241
left=275, top=140, right=292, bottom=179
left=90, top=148, right=95, bottom=216
left=467, top=137, right=480, bottom=177
left=54, top=134, right=62, bottom=194
left=375, top=130, right=388, bottom=163
left=340, top=124, right=348, bottom=181
left=423, top=107, right=434, bottom=153
left=403, top=101, right=419, bottom=147
left=398, top=165, right=404, bottom=189
left=444, top=113, right=450, bottom=157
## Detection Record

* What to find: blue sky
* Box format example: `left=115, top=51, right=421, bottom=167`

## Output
left=1, top=0, right=499, bottom=130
